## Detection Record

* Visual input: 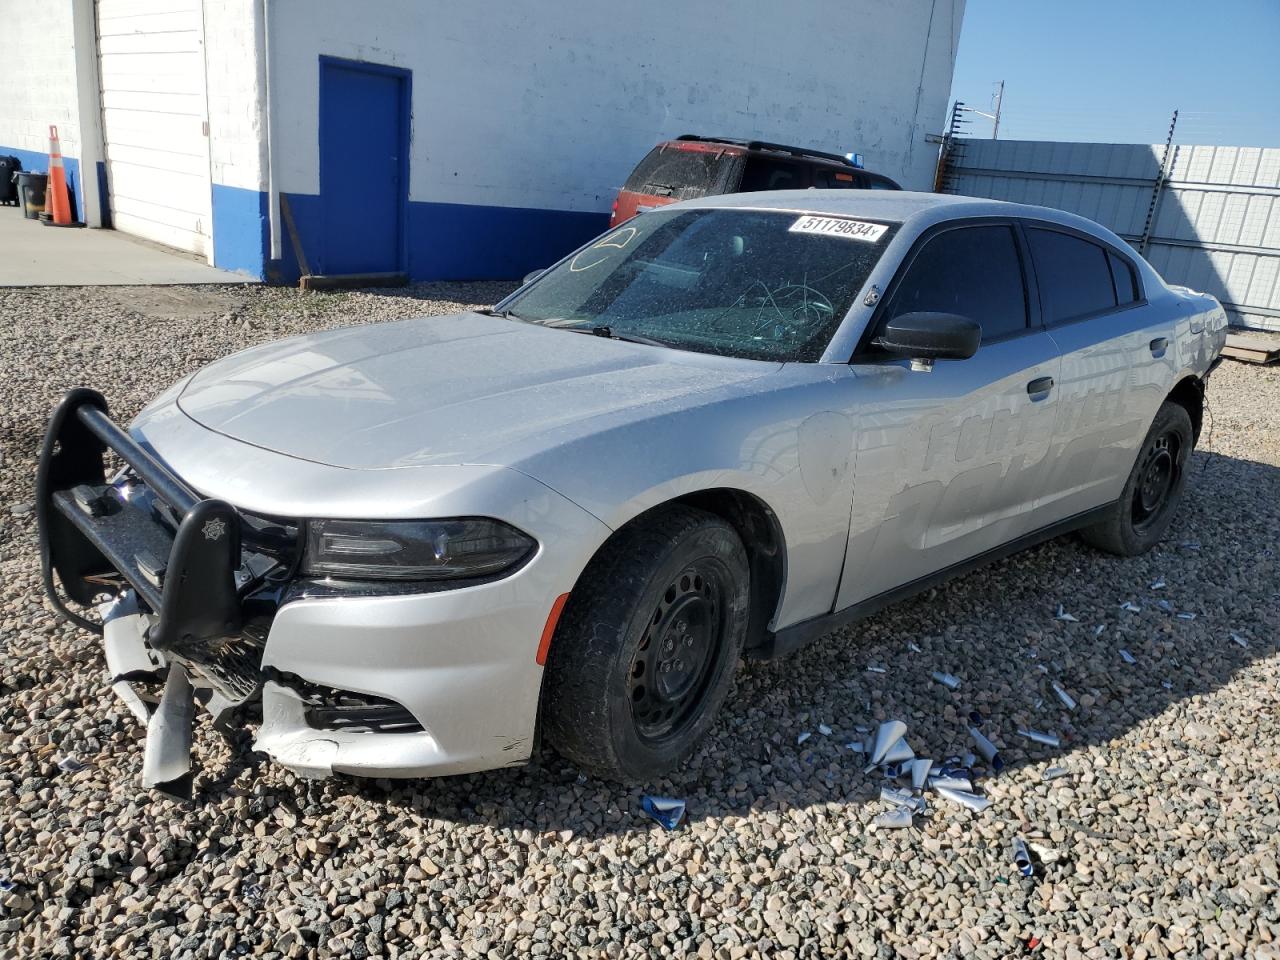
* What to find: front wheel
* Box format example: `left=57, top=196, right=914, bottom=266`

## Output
left=541, top=505, right=750, bottom=781
left=1080, top=400, right=1194, bottom=556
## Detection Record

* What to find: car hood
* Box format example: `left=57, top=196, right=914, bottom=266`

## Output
left=176, top=312, right=776, bottom=469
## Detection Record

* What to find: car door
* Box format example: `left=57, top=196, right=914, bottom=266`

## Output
left=1023, top=224, right=1174, bottom=523
left=835, top=221, right=1063, bottom=610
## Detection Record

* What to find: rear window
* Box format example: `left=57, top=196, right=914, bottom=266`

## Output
left=622, top=145, right=736, bottom=201
left=1027, top=228, right=1117, bottom=323
left=1109, top=250, right=1140, bottom=304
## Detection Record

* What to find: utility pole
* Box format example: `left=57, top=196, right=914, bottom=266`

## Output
left=959, top=81, right=1005, bottom=140
left=991, top=80, right=1003, bottom=140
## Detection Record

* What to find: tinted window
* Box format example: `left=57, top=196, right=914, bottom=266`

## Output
left=811, top=167, right=863, bottom=189
left=866, top=175, right=901, bottom=190
left=622, top=145, right=733, bottom=200
left=1108, top=250, right=1139, bottom=304
left=739, top=157, right=806, bottom=191
left=502, top=209, right=898, bottom=362
left=882, top=225, right=1028, bottom=341
left=1027, top=228, right=1118, bottom=323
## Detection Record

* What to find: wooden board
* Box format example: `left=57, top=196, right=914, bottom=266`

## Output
left=1222, top=333, right=1280, bottom=365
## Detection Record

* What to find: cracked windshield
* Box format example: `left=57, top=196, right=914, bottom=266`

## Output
left=503, top=208, right=898, bottom=361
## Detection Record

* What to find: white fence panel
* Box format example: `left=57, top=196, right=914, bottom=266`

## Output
left=946, top=139, right=1280, bottom=332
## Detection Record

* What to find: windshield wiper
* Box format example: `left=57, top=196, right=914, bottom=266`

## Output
left=571, top=326, right=674, bottom=349
left=478, top=307, right=527, bottom=322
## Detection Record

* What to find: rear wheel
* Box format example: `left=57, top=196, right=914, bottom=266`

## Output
left=1080, top=401, right=1194, bottom=556
left=541, top=505, right=749, bottom=781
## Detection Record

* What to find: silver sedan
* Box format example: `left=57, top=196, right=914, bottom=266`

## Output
left=36, top=191, right=1227, bottom=792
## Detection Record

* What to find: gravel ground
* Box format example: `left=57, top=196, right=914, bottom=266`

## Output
left=1, top=283, right=1278, bottom=960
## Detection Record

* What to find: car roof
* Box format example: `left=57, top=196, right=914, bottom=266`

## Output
left=678, top=189, right=1128, bottom=241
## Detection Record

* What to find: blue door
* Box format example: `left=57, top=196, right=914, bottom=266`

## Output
left=319, top=58, right=408, bottom=275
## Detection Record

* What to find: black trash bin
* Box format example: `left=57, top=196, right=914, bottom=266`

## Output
left=16, top=171, right=49, bottom=220
left=0, top=155, right=21, bottom=206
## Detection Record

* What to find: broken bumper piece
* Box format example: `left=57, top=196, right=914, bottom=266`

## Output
left=254, top=681, right=447, bottom=779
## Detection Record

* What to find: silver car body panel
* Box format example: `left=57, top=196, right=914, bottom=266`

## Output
left=105, top=190, right=1225, bottom=778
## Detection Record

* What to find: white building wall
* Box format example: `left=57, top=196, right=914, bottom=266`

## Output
left=0, top=1, right=87, bottom=211
left=268, top=0, right=964, bottom=206
left=203, top=0, right=267, bottom=194
left=0, top=3, right=79, bottom=156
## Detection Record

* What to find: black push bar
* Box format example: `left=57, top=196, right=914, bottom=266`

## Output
left=36, top=388, right=244, bottom=653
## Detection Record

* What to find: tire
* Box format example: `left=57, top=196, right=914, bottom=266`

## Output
left=541, top=505, right=750, bottom=781
left=1080, top=401, right=1194, bottom=557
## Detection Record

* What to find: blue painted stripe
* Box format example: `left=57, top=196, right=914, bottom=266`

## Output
left=266, top=193, right=609, bottom=283
left=0, top=145, right=85, bottom=222
left=211, top=183, right=268, bottom=279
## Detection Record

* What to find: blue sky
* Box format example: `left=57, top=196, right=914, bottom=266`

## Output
left=950, top=0, right=1280, bottom=146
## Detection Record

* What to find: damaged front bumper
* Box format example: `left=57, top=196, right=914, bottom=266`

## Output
left=38, top=388, right=599, bottom=794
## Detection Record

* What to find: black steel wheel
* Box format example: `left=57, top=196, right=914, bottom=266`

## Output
left=1131, top=429, right=1182, bottom=533
left=1082, top=400, right=1194, bottom=557
left=541, top=505, right=750, bottom=781
left=628, top=559, right=731, bottom=745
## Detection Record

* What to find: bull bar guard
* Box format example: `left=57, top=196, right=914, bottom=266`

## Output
left=36, top=387, right=244, bottom=655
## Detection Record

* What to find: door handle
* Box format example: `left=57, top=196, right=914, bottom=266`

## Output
left=1150, top=337, right=1170, bottom=358
left=1026, top=376, right=1054, bottom=400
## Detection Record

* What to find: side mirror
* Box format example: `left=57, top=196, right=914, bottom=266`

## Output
left=875, top=311, right=981, bottom=369
left=521, top=268, right=545, bottom=286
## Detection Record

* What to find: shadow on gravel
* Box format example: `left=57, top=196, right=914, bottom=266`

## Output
left=261, top=448, right=1277, bottom=837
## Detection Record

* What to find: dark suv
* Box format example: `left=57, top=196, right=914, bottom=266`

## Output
left=609, top=135, right=901, bottom=228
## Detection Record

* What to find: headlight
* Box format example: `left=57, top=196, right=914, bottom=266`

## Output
left=302, top=518, right=535, bottom=581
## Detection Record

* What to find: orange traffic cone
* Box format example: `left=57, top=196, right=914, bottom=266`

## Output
left=46, top=125, right=74, bottom=226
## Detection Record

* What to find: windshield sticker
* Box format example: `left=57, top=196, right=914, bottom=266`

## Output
left=570, top=226, right=639, bottom=272
left=788, top=215, right=888, bottom=243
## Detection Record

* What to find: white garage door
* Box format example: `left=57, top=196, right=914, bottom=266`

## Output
left=97, top=0, right=213, bottom=258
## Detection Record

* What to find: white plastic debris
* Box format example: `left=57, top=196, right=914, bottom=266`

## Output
left=928, top=773, right=974, bottom=792
left=909, top=758, right=932, bottom=792
left=817, top=723, right=832, bottom=736
left=1033, top=698, right=1044, bottom=710
left=1012, top=837, right=1034, bottom=877
left=1042, top=766, right=1070, bottom=781
left=846, top=741, right=865, bottom=753
left=931, top=671, right=961, bottom=690
left=907, top=641, right=923, bottom=654
left=866, top=721, right=908, bottom=766
left=880, top=737, right=915, bottom=766
left=934, top=785, right=991, bottom=813
left=1176, top=611, right=1196, bottom=621
left=1054, top=604, right=1078, bottom=622
left=1119, top=649, right=1137, bottom=665
left=55, top=755, right=86, bottom=773
left=796, top=731, right=811, bottom=745
left=1120, top=601, right=1141, bottom=613
left=967, top=727, right=1008, bottom=773
left=880, top=786, right=927, bottom=813
left=1230, top=632, right=1249, bottom=649
left=1161, top=680, right=1173, bottom=690
left=1150, top=578, right=1166, bottom=590
left=1093, top=624, right=1106, bottom=637
left=1051, top=681, right=1077, bottom=712
left=866, top=664, right=887, bottom=674
left=1017, top=728, right=1061, bottom=748
left=1157, top=599, right=1175, bottom=613
left=874, top=805, right=914, bottom=829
